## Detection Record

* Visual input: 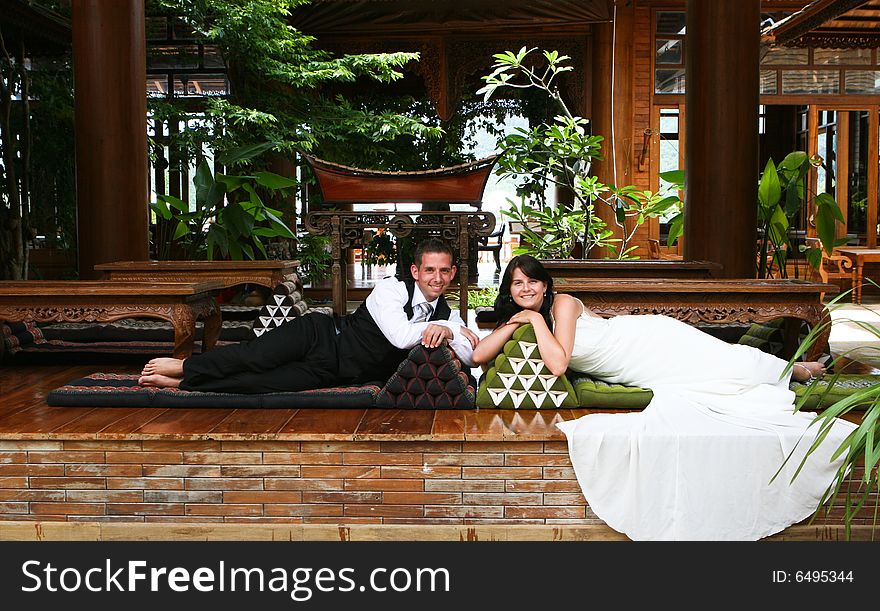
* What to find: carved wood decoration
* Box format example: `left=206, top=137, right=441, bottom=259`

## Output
left=763, top=0, right=880, bottom=48
left=304, top=211, right=495, bottom=317
left=554, top=278, right=836, bottom=361
left=786, top=33, right=880, bottom=48
left=0, top=281, right=223, bottom=359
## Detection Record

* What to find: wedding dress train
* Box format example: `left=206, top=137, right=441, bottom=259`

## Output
left=555, top=314, right=857, bottom=541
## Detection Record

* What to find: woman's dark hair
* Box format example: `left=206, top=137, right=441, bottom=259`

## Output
left=494, top=254, right=555, bottom=329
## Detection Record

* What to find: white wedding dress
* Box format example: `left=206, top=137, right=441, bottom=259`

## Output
left=555, top=313, right=857, bottom=541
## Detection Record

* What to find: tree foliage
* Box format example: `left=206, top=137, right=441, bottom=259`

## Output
left=478, top=48, right=682, bottom=259
left=150, top=0, right=442, bottom=162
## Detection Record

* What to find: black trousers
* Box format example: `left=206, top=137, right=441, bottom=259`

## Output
left=180, top=312, right=339, bottom=393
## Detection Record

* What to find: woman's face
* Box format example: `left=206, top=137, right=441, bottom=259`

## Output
left=509, top=267, right=547, bottom=311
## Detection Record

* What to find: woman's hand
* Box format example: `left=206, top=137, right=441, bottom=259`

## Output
left=506, top=310, right=541, bottom=327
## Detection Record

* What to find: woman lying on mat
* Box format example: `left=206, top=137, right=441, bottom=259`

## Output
left=470, top=254, right=852, bottom=541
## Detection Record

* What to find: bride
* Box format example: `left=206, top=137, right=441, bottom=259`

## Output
left=472, top=255, right=856, bottom=540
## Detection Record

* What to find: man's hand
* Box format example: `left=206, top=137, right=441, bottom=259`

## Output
left=459, top=326, right=480, bottom=349
left=421, top=323, right=453, bottom=348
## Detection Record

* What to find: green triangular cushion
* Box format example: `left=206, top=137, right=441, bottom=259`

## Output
left=790, top=373, right=879, bottom=410
left=476, top=324, right=577, bottom=409
left=570, top=375, right=654, bottom=409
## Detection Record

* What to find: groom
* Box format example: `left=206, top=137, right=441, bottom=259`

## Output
left=139, top=237, right=479, bottom=392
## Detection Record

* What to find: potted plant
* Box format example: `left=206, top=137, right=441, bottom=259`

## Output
left=150, top=143, right=297, bottom=261
left=478, top=48, right=683, bottom=260
left=293, top=232, right=332, bottom=286
left=756, top=151, right=844, bottom=278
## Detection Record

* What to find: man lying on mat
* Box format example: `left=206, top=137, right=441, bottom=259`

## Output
left=138, top=238, right=478, bottom=393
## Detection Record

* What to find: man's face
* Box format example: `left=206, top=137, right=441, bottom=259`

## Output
left=411, top=251, right=456, bottom=302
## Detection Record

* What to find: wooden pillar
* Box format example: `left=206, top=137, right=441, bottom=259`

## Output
left=684, top=0, right=759, bottom=277
left=73, top=0, right=148, bottom=278
left=590, top=1, right=634, bottom=258
left=868, top=107, right=879, bottom=248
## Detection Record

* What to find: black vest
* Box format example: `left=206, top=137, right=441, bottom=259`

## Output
left=335, top=278, right=452, bottom=383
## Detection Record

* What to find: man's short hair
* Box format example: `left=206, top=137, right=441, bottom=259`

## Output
left=413, top=238, right=454, bottom=267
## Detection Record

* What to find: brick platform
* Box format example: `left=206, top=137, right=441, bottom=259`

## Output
left=0, top=365, right=873, bottom=540
left=0, top=438, right=596, bottom=525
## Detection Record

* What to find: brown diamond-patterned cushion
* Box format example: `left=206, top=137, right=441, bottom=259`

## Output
left=375, top=344, right=476, bottom=409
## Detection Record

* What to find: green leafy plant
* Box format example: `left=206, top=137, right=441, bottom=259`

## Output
left=293, top=232, right=331, bottom=285
left=757, top=151, right=845, bottom=278
left=468, top=286, right=499, bottom=308
left=478, top=48, right=683, bottom=259
left=150, top=142, right=296, bottom=260
left=781, top=290, right=880, bottom=538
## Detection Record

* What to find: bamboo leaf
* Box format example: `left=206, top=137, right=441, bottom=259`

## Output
left=216, top=142, right=275, bottom=166
left=254, top=171, right=297, bottom=189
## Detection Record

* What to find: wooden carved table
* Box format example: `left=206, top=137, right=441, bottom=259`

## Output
left=95, top=260, right=301, bottom=289
left=540, top=259, right=723, bottom=279
left=554, top=278, right=836, bottom=360
left=835, top=248, right=880, bottom=304
left=0, top=281, right=223, bottom=359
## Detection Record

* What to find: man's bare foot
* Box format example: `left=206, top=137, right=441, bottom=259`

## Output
left=793, top=361, right=826, bottom=382
left=138, top=374, right=182, bottom=388
left=140, top=357, right=185, bottom=377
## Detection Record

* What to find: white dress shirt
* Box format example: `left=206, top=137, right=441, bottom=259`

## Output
left=365, top=276, right=475, bottom=366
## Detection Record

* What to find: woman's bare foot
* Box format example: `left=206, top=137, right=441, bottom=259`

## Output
left=793, top=361, right=826, bottom=382
left=140, top=357, right=185, bottom=377
left=138, top=374, right=182, bottom=388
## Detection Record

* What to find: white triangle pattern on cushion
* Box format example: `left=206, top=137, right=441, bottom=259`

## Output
left=498, top=373, right=516, bottom=389
left=508, top=357, right=525, bottom=374
left=488, top=388, right=509, bottom=404
left=549, top=391, right=569, bottom=407
left=538, top=375, right=557, bottom=390
left=527, top=390, right=547, bottom=405
left=483, top=335, right=573, bottom=409
left=509, top=390, right=527, bottom=409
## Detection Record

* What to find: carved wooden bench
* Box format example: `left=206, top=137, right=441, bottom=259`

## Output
left=94, top=260, right=301, bottom=289
left=0, top=281, right=223, bottom=359
left=554, top=278, right=837, bottom=361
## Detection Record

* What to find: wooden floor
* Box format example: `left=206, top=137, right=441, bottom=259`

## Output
left=0, top=361, right=872, bottom=540
left=0, top=362, right=864, bottom=440
left=0, top=363, right=596, bottom=441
